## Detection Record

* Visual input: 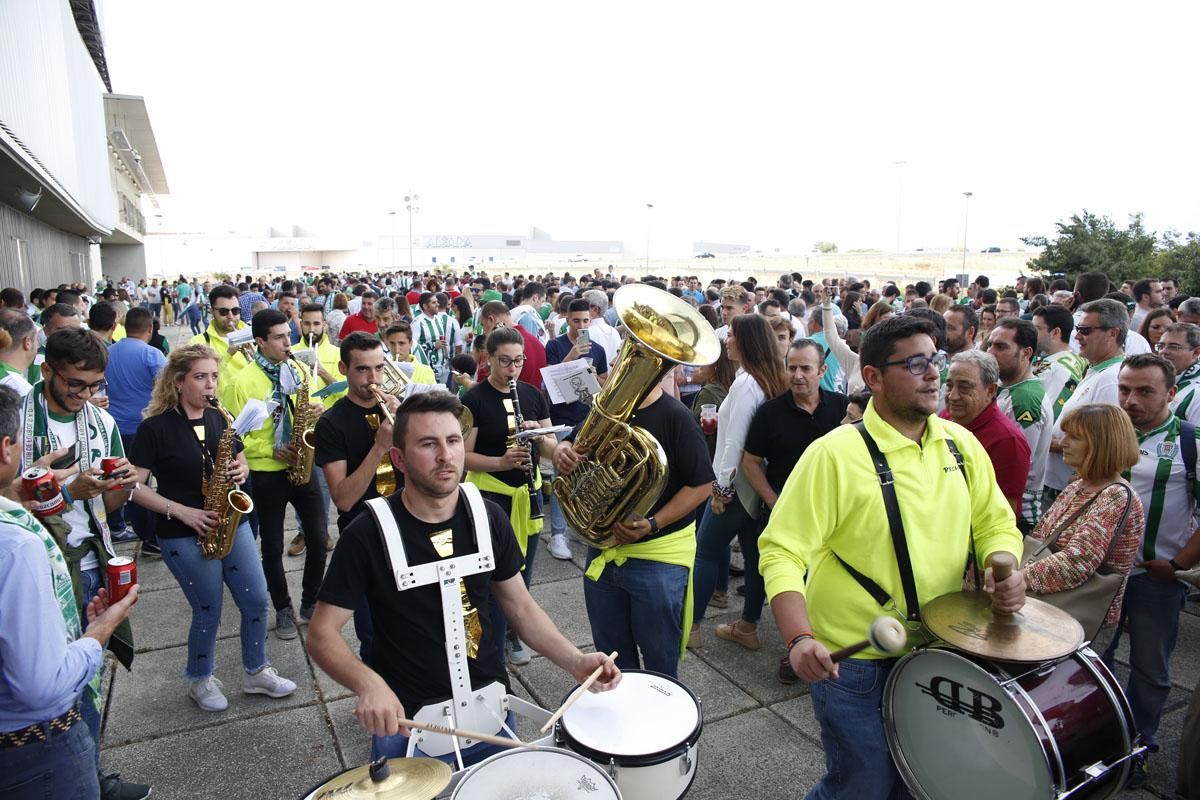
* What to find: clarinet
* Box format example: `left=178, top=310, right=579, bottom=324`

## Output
left=508, top=378, right=544, bottom=520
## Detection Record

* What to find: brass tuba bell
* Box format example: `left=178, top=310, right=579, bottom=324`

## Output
left=553, top=284, right=720, bottom=547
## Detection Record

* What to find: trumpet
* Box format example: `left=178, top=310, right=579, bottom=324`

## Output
left=368, top=384, right=395, bottom=424
left=366, top=384, right=398, bottom=496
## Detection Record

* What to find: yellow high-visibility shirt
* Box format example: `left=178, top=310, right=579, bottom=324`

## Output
left=223, top=357, right=324, bottom=473
left=190, top=322, right=252, bottom=393
left=758, top=399, right=1021, bottom=656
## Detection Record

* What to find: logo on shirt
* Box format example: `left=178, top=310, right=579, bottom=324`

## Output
left=1157, top=441, right=1177, bottom=460
left=1016, top=410, right=1034, bottom=424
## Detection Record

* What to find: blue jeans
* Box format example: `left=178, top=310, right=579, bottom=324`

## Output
left=807, top=658, right=912, bottom=799
left=159, top=523, right=271, bottom=680
left=1101, top=572, right=1188, bottom=749
left=547, top=430, right=569, bottom=538
left=693, top=498, right=765, bottom=625
left=0, top=719, right=98, bottom=799
left=582, top=549, right=688, bottom=678
left=372, top=711, right=516, bottom=766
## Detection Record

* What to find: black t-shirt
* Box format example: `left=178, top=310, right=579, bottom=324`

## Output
left=567, top=392, right=714, bottom=541
left=461, top=379, right=551, bottom=488
left=314, top=396, right=388, bottom=531
left=743, top=389, right=849, bottom=494
left=131, top=408, right=246, bottom=539
left=543, top=335, right=609, bottom=427
left=316, top=492, right=523, bottom=713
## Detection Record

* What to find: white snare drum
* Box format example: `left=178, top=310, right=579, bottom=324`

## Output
left=884, top=645, right=1139, bottom=800
left=555, top=669, right=702, bottom=800
left=450, top=747, right=621, bottom=799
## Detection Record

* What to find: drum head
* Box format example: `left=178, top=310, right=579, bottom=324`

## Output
left=560, top=670, right=701, bottom=761
left=885, top=648, right=1051, bottom=800
left=451, top=747, right=620, bottom=800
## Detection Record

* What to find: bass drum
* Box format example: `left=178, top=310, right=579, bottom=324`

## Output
left=451, top=746, right=621, bottom=799
left=556, top=669, right=702, bottom=800
left=884, top=645, right=1137, bottom=800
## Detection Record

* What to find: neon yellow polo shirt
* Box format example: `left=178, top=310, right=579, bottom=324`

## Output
left=294, top=337, right=345, bottom=407
left=759, top=399, right=1021, bottom=656
left=190, top=321, right=251, bottom=393
left=223, top=358, right=324, bottom=472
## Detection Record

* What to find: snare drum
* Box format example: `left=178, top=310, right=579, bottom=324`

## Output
left=556, top=669, right=702, bottom=800
left=884, top=644, right=1138, bottom=800
left=451, top=747, right=621, bottom=799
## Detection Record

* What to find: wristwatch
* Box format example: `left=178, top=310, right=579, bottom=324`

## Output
left=647, top=517, right=659, bottom=533
left=1169, top=558, right=1186, bottom=571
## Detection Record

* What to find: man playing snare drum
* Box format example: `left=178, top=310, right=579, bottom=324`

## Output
left=759, top=315, right=1025, bottom=798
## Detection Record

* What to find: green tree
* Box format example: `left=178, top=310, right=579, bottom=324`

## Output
left=1156, top=231, right=1200, bottom=294
left=1021, top=211, right=1158, bottom=279
left=813, top=241, right=838, bottom=254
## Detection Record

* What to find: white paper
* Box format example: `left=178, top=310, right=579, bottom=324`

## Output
left=232, top=398, right=272, bottom=437
left=540, top=360, right=602, bottom=405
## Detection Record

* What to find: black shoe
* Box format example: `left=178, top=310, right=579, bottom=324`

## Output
left=99, top=772, right=152, bottom=800
left=111, top=528, right=138, bottom=543
left=1126, top=754, right=1149, bottom=789
left=141, top=541, right=161, bottom=556
left=778, top=656, right=799, bottom=685
left=300, top=604, right=315, bottom=622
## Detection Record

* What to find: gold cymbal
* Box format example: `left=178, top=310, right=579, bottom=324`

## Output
left=922, top=591, right=1084, bottom=662
left=305, top=757, right=452, bottom=800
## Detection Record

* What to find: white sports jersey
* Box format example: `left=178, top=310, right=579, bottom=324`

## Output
left=998, top=377, right=1053, bottom=528
left=1128, top=415, right=1200, bottom=572
left=1045, top=354, right=1124, bottom=491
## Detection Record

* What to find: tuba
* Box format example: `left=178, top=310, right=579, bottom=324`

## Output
left=553, top=284, right=720, bottom=547
left=199, top=398, right=255, bottom=559
left=286, top=357, right=319, bottom=485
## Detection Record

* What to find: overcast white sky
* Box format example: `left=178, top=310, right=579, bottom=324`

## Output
left=102, top=1, right=1200, bottom=256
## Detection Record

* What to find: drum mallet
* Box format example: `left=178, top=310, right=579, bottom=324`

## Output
left=540, top=650, right=619, bottom=733
left=397, top=717, right=528, bottom=749
left=986, top=551, right=1018, bottom=620
left=828, top=616, right=907, bottom=662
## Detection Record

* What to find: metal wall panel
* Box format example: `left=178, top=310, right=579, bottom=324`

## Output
left=0, top=202, right=92, bottom=290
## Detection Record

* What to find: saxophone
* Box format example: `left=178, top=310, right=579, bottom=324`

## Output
left=200, top=398, right=255, bottom=560
left=286, top=357, right=319, bottom=485
left=552, top=284, right=720, bottom=547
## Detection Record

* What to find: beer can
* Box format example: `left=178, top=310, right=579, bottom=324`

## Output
left=100, top=457, right=125, bottom=490
left=21, top=467, right=67, bottom=518
left=106, top=557, right=137, bottom=604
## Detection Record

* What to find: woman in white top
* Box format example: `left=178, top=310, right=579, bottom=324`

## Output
left=690, top=314, right=788, bottom=650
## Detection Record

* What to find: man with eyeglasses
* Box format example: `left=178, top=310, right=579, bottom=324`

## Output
left=1044, top=298, right=1128, bottom=504
left=1154, top=322, right=1200, bottom=424
left=462, top=327, right=556, bottom=666
left=190, top=284, right=253, bottom=390
left=759, top=314, right=1024, bottom=798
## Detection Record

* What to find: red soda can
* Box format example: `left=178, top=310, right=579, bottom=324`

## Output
left=21, top=467, right=67, bottom=517
left=106, top=557, right=137, bottom=603
left=100, top=457, right=125, bottom=490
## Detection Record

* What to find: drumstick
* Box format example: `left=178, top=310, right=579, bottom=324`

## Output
left=397, top=717, right=527, bottom=749
left=987, top=552, right=1018, bottom=619
left=539, top=650, right=619, bottom=733
left=829, top=617, right=907, bottom=662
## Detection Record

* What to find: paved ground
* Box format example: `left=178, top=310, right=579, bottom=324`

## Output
left=95, top=324, right=1195, bottom=799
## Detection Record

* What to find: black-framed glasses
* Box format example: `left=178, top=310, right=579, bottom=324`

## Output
left=879, top=351, right=946, bottom=375
left=47, top=367, right=105, bottom=396
left=1154, top=341, right=1190, bottom=353
left=1074, top=325, right=1111, bottom=336
left=214, top=307, right=241, bottom=317
left=495, top=355, right=527, bottom=367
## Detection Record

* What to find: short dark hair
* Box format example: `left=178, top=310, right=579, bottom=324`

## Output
left=860, top=314, right=937, bottom=371
left=252, top=308, right=288, bottom=340
left=479, top=300, right=510, bottom=322
left=45, top=327, right=107, bottom=372
left=979, top=288, right=998, bottom=304
left=0, top=288, right=25, bottom=308
left=521, top=282, right=546, bottom=301
left=384, top=322, right=413, bottom=339
left=124, top=307, right=154, bottom=336
left=1075, top=271, right=1111, bottom=303
left=0, top=385, right=19, bottom=442
left=1033, top=304, right=1074, bottom=344
left=56, top=290, right=80, bottom=307
left=485, top=326, right=524, bottom=354
left=209, top=284, right=238, bottom=306
left=992, top=317, right=1038, bottom=354
left=40, top=303, right=79, bottom=327
left=974, top=275, right=990, bottom=289
left=1132, top=279, right=1157, bottom=303
left=88, top=301, right=117, bottom=332
left=789, top=338, right=826, bottom=362
left=0, top=309, right=35, bottom=351
left=847, top=389, right=872, bottom=410
left=338, top=331, right=383, bottom=365
left=393, top=390, right=464, bottom=448
left=1122, top=353, right=1175, bottom=388
left=417, top=291, right=435, bottom=309
left=945, top=304, right=979, bottom=335
left=300, top=302, right=324, bottom=316
left=902, top=308, right=947, bottom=352
left=567, top=299, right=591, bottom=314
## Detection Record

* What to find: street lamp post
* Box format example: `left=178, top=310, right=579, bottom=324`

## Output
left=645, top=202, right=653, bottom=274
left=405, top=193, right=420, bottom=270
left=961, top=191, right=973, bottom=273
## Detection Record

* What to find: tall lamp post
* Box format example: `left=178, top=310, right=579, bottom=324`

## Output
left=405, top=193, right=420, bottom=270
left=645, top=202, right=654, bottom=274
left=961, top=191, right=973, bottom=274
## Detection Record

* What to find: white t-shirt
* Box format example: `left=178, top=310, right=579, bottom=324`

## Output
left=1045, top=355, right=1124, bottom=491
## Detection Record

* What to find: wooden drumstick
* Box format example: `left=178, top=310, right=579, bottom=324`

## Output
left=397, top=717, right=528, bottom=749
left=987, top=551, right=1018, bottom=619
left=829, top=617, right=908, bottom=662
left=539, top=650, right=619, bottom=733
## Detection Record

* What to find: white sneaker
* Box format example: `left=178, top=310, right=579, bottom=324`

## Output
left=189, top=675, right=228, bottom=712
left=507, top=638, right=532, bottom=666
left=548, top=533, right=572, bottom=560
left=243, top=665, right=297, bottom=698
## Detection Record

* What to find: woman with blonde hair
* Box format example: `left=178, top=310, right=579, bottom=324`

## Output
left=929, top=294, right=953, bottom=314
left=129, top=344, right=297, bottom=711
left=1023, top=403, right=1144, bottom=638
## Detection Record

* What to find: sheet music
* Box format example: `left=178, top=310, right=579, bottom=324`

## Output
left=540, top=360, right=602, bottom=405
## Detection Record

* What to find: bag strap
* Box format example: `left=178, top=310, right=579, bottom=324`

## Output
left=1033, top=481, right=1121, bottom=555
left=1095, top=483, right=1135, bottom=572
left=1181, top=421, right=1196, bottom=484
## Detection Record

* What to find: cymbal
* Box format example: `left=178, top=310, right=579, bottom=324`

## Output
left=304, top=757, right=452, bottom=800
left=922, top=591, right=1084, bottom=662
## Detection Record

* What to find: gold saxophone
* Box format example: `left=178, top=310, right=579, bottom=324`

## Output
left=552, top=284, right=720, bottom=548
left=287, top=357, right=319, bottom=485
left=199, top=398, right=255, bottom=560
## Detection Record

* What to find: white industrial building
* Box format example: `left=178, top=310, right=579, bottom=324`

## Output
left=99, top=93, right=169, bottom=281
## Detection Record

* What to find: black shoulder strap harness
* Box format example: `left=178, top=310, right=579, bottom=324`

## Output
left=832, top=421, right=968, bottom=623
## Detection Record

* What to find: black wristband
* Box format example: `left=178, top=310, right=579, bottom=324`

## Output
left=1169, top=558, right=1185, bottom=571
left=787, top=633, right=815, bottom=652
left=648, top=517, right=659, bottom=533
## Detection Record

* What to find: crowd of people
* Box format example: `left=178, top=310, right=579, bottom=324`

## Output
left=0, top=265, right=1197, bottom=798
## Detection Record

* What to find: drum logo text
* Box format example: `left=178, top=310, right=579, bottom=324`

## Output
left=649, top=683, right=673, bottom=696
left=916, top=675, right=1005, bottom=731
left=577, top=773, right=600, bottom=793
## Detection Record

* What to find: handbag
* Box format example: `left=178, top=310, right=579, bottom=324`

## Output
left=1021, top=482, right=1134, bottom=641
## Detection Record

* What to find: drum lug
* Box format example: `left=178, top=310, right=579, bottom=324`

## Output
left=606, top=758, right=619, bottom=780
left=680, top=744, right=693, bottom=775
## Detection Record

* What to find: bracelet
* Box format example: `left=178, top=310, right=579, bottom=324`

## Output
left=166, top=503, right=173, bottom=521
left=61, top=485, right=73, bottom=505
left=1169, top=558, right=1186, bottom=571
left=786, top=632, right=815, bottom=652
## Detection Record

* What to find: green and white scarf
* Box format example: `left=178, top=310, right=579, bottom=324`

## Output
left=21, top=384, right=112, bottom=553
left=0, top=496, right=101, bottom=710
left=254, top=352, right=298, bottom=450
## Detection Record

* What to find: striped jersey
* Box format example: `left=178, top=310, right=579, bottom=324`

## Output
left=1172, top=361, right=1200, bottom=425
left=1045, top=354, right=1124, bottom=491
left=1127, top=415, right=1200, bottom=572
left=1035, top=350, right=1088, bottom=422
left=998, top=377, right=1053, bottom=528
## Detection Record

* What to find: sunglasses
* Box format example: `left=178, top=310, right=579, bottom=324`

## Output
left=214, top=307, right=241, bottom=317
left=1074, top=325, right=1111, bottom=336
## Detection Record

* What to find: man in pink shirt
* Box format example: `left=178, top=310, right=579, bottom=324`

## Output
left=941, top=349, right=1031, bottom=516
